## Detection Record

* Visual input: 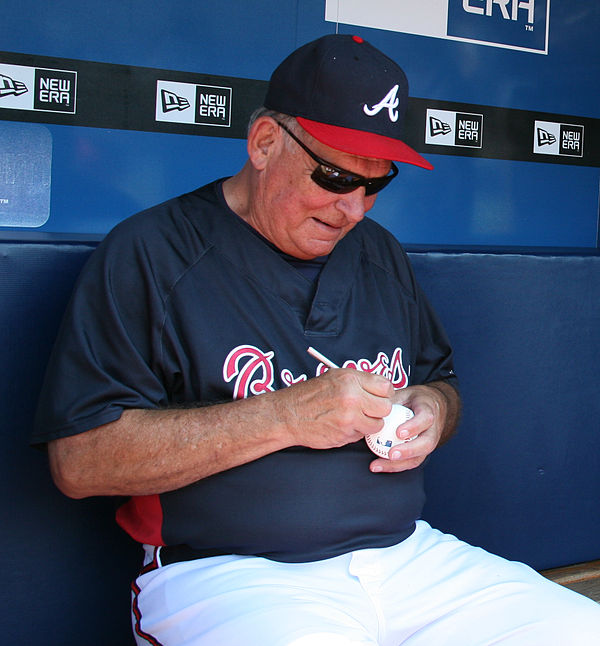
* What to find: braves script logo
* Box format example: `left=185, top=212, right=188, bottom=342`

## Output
left=223, top=345, right=408, bottom=400
left=363, top=85, right=400, bottom=122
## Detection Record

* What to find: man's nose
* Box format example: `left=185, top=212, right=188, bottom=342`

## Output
left=335, top=188, right=371, bottom=222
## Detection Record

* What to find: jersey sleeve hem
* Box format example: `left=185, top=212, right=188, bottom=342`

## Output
left=30, top=407, right=126, bottom=446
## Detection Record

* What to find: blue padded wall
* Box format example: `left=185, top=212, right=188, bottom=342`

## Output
left=0, top=242, right=138, bottom=644
left=416, top=250, right=600, bottom=567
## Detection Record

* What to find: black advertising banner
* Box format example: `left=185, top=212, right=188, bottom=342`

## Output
left=1, top=50, right=598, bottom=167
left=0, top=51, right=268, bottom=139
left=407, top=98, right=599, bottom=167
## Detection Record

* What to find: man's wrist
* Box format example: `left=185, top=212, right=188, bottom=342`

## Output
left=424, top=380, right=461, bottom=446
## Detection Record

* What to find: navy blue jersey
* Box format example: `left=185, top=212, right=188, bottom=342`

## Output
left=33, top=180, right=458, bottom=562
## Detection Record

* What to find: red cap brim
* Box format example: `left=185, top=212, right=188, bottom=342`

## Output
left=297, top=117, right=433, bottom=170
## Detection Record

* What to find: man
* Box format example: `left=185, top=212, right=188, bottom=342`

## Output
left=34, top=34, right=600, bottom=644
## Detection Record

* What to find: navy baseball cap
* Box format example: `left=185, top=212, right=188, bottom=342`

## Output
left=264, top=34, right=432, bottom=170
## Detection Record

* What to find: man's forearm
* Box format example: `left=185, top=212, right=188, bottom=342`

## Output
left=48, top=393, right=292, bottom=499
left=47, top=367, right=396, bottom=499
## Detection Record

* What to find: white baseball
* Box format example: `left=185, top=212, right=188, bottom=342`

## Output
left=365, top=404, right=416, bottom=459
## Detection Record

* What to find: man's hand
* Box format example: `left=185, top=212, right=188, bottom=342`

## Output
left=276, top=368, right=395, bottom=450
left=368, top=381, right=461, bottom=474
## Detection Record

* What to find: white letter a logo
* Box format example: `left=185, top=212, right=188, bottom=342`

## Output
left=363, top=85, right=400, bottom=122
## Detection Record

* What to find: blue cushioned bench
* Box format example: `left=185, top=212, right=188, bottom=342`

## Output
left=2, top=239, right=599, bottom=644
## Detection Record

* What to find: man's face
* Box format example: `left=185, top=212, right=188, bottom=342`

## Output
left=250, top=124, right=392, bottom=260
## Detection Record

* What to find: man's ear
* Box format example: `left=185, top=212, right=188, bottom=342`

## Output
left=247, top=117, right=281, bottom=170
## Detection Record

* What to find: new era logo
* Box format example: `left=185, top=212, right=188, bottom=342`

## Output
left=426, top=109, right=483, bottom=148
left=161, top=89, right=190, bottom=112
left=559, top=125, right=583, bottom=156
left=429, top=117, right=452, bottom=137
left=156, top=80, right=232, bottom=127
left=0, top=73, right=27, bottom=98
left=0, top=63, right=77, bottom=114
left=533, top=120, right=584, bottom=158
left=34, top=69, right=77, bottom=113
left=195, top=85, right=231, bottom=126
left=536, top=128, right=556, bottom=146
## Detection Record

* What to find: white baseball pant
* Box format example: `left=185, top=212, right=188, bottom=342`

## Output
left=131, top=520, right=600, bottom=645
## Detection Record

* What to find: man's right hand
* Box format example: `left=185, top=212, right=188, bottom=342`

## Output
left=276, top=368, right=394, bottom=450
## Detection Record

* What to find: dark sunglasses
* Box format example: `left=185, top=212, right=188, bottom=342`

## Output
left=275, top=121, right=398, bottom=196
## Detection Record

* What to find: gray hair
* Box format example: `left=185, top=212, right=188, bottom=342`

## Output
left=247, top=107, right=300, bottom=151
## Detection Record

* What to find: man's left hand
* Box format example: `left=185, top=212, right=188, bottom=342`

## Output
left=368, top=381, right=460, bottom=474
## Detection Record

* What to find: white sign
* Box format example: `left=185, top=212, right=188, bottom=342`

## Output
left=325, top=0, right=550, bottom=54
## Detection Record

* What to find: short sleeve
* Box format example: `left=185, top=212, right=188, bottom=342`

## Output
left=32, top=221, right=171, bottom=444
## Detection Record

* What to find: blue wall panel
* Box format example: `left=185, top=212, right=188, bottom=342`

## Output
left=375, top=156, right=600, bottom=247
left=47, top=126, right=249, bottom=235
left=1, top=0, right=599, bottom=248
